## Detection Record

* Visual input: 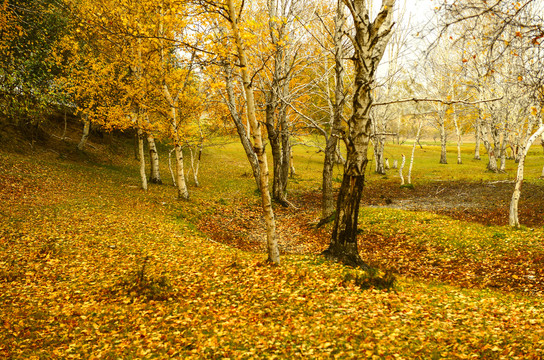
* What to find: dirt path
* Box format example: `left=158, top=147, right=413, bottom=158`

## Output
left=363, top=180, right=544, bottom=227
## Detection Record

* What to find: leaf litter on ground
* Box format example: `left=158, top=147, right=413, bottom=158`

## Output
left=1, top=147, right=544, bottom=359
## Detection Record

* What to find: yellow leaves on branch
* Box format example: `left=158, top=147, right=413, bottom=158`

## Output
left=62, top=0, right=210, bottom=143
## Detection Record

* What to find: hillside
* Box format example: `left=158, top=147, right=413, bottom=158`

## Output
left=1, top=120, right=544, bottom=358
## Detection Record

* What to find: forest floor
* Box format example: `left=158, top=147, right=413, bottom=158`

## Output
left=201, top=178, right=544, bottom=296
left=1, top=121, right=544, bottom=358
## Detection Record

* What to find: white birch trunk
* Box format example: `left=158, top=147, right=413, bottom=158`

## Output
left=227, top=0, right=279, bottom=265
left=399, top=154, right=406, bottom=186
left=452, top=109, right=462, bottom=164
left=187, top=140, right=202, bottom=187
left=147, top=134, right=162, bottom=184
left=168, top=148, right=177, bottom=187
left=481, top=121, right=498, bottom=172
left=450, top=80, right=462, bottom=164
left=439, top=113, right=447, bottom=164
left=174, top=143, right=189, bottom=199
left=509, top=125, right=544, bottom=227
left=408, top=121, right=423, bottom=184
left=137, top=127, right=148, bottom=191
left=474, top=117, right=481, bottom=160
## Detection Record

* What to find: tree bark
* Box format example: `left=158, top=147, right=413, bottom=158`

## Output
left=481, top=121, right=498, bottom=172
left=264, top=0, right=292, bottom=206
left=474, top=117, right=481, bottom=160
left=323, top=0, right=395, bottom=267
left=174, top=142, right=189, bottom=199
left=374, top=135, right=386, bottom=174
left=224, top=65, right=261, bottom=190
left=265, top=105, right=289, bottom=205
left=147, top=134, right=162, bottom=184
left=321, top=0, right=346, bottom=222
left=439, top=114, right=448, bottom=164
left=227, top=0, right=280, bottom=265
left=408, top=121, right=423, bottom=184
left=137, top=127, right=148, bottom=191
left=509, top=125, right=544, bottom=227
left=399, top=154, right=405, bottom=186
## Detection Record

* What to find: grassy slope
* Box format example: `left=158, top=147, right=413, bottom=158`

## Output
left=1, top=132, right=544, bottom=359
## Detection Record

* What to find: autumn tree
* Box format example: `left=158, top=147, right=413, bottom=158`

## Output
left=64, top=0, right=203, bottom=198
left=0, top=0, right=70, bottom=125
left=438, top=0, right=544, bottom=225
left=196, top=0, right=281, bottom=264
left=322, top=0, right=396, bottom=267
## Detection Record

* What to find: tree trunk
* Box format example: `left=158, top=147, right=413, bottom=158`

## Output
left=265, top=105, right=288, bottom=206
left=61, top=110, right=67, bottom=140
left=224, top=65, right=261, bottom=190
left=279, top=104, right=290, bottom=196
left=374, top=135, right=386, bottom=174
left=137, top=127, right=148, bottom=191
left=289, top=149, right=296, bottom=177
left=323, top=0, right=395, bottom=267
left=399, top=154, right=405, bottom=186
left=439, top=115, right=448, bottom=164
left=77, top=115, right=91, bottom=151
left=163, top=86, right=189, bottom=200
left=474, top=117, right=481, bottom=160
left=147, top=134, right=162, bottom=184
left=322, top=133, right=339, bottom=222
left=264, top=0, right=291, bottom=207
left=481, top=121, right=498, bottom=172
left=168, top=148, right=177, bottom=187
left=452, top=110, right=462, bottom=164
left=499, top=141, right=507, bottom=172
left=509, top=125, right=544, bottom=227
left=321, top=0, right=345, bottom=223
left=408, top=121, right=423, bottom=184
left=227, top=0, right=279, bottom=265
left=174, top=143, right=189, bottom=199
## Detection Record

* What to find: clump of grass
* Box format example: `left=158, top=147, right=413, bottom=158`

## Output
left=343, top=268, right=397, bottom=291
left=492, top=232, right=506, bottom=240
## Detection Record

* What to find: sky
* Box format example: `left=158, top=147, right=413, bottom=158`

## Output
left=375, top=0, right=438, bottom=79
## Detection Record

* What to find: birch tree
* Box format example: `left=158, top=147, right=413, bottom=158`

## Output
left=509, top=122, right=544, bottom=227
left=322, top=0, right=396, bottom=267
left=229, top=0, right=280, bottom=264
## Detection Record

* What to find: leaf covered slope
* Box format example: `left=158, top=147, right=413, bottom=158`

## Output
left=1, top=149, right=544, bottom=359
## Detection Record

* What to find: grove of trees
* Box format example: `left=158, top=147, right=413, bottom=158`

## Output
left=2, top=0, right=544, bottom=266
